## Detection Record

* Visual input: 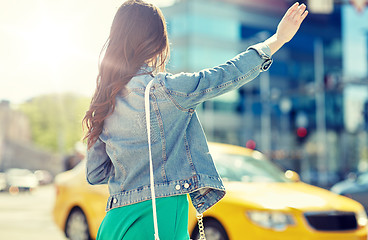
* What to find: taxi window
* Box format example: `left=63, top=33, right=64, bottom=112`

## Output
left=213, top=153, right=290, bottom=183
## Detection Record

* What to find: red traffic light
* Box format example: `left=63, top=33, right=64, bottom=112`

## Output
left=297, top=127, right=308, bottom=138
left=246, top=139, right=256, bottom=149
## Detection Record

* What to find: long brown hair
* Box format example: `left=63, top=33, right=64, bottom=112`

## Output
left=83, top=0, right=169, bottom=149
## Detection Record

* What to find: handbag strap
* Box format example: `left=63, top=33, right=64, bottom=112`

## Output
left=145, top=79, right=206, bottom=240
left=145, top=79, right=160, bottom=240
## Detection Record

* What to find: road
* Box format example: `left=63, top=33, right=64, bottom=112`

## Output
left=0, top=185, right=67, bottom=240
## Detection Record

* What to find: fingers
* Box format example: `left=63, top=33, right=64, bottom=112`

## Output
left=285, top=2, right=299, bottom=17
left=296, top=4, right=307, bottom=18
left=289, top=3, right=308, bottom=23
left=300, top=9, right=309, bottom=22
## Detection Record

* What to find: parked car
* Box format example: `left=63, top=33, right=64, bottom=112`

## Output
left=34, top=170, right=53, bottom=185
left=331, top=172, right=368, bottom=212
left=5, top=168, right=39, bottom=193
left=53, top=143, right=368, bottom=240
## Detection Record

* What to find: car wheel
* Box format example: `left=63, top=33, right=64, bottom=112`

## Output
left=191, top=218, right=229, bottom=240
left=65, top=208, right=91, bottom=240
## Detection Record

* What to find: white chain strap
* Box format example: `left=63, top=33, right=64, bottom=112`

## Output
left=145, top=80, right=160, bottom=240
left=196, top=212, right=206, bottom=240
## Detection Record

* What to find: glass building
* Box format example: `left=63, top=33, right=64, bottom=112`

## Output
left=162, top=0, right=368, bottom=187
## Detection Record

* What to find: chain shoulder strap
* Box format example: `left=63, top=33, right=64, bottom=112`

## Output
left=196, top=211, right=206, bottom=240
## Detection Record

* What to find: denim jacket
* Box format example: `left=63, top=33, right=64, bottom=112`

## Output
left=86, top=43, right=273, bottom=214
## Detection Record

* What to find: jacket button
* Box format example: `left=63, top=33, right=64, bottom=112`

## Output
left=184, top=183, right=189, bottom=189
left=113, top=198, right=117, bottom=204
left=175, top=184, right=181, bottom=190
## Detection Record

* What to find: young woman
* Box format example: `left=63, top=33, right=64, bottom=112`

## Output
left=83, top=1, right=308, bottom=239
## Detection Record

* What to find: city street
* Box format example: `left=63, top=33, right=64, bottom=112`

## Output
left=0, top=0, right=367, bottom=239
left=0, top=185, right=67, bottom=240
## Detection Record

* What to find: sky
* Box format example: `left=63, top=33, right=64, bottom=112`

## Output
left=0, top=0, right=175, bottom=104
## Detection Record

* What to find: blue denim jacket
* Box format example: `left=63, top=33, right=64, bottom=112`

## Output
left=86, top=43, right=272, bottom=214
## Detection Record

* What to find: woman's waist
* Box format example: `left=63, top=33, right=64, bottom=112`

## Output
left=106, top=173, right=225, bottom=212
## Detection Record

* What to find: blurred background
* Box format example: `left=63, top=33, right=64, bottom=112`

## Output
left=162, top=0, right=368, bottom=189
left=0, top=0, right=368, bottom=239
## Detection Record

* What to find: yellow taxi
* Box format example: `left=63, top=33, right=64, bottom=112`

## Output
left=53, top=143, right=368, bottom=240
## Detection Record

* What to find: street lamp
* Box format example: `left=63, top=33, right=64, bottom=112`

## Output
left=314, top=38, right=329, bottom=187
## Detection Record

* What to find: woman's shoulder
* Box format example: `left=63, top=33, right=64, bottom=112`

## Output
left=126, top=73, right=155, bottom=90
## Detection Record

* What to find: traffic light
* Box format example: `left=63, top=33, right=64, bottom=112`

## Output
left=246, top=139, right=256, bottom=150
left=296, top=127, right=308, bottom=144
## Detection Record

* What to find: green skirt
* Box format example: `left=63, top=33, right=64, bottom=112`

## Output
left=96, top=194, right=190, bottom=240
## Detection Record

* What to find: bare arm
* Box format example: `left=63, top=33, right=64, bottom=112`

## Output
left=265, top=2, right=308, bottom=56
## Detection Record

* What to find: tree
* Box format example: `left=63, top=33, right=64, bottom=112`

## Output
left=19, top=93, right=90, bottom=154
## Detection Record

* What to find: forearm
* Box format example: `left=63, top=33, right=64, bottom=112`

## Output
left=86, top=138, right=114, bottom=185
left=264, top=34, right=286, bottom=56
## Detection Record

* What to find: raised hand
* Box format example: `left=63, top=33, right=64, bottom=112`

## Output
left=276, top=2, right=308, bottom=44
left=264, top=2, right=308, bottom=55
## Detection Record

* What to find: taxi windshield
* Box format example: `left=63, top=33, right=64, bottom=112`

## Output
left=213, top=153, right=290, bottom=183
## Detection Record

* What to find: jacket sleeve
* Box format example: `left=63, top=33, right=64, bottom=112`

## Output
left=86, top=138, right=114, bottom=185
left=157, top=43, right=273, bottom=110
